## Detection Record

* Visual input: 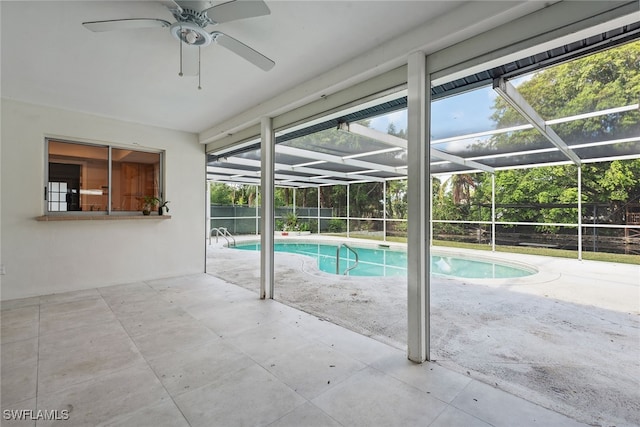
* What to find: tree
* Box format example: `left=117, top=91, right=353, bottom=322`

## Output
left=387, top=122, right=406, bottom=139
left=210, top=183, right=234, bottom=205
left=476, top=41, right=640, bottom=229
left=491, top=42, right=639, bottom=142
left=387, top=179, right=407, bottom=219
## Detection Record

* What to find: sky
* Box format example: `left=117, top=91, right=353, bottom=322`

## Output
left=369, top=86, right=498, bottom=139
left=369, top=75, right=533, bottom=139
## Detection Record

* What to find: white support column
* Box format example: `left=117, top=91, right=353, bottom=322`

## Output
left=255, top=185, right=259, bottom=236
left=293, top=188, right=296, bottom=216
left=260, top=117, right=275, bottom=299
left=578, top=165, right=582, bottom=261
left=429, top=176, right=433, bottom=247
left=492, top=174, right=496, bottom=252
left=317, top=188, right=321, bottom=234
left=407, top=51, right=430, bottom=363
left=346, top=184, right=350, bottom=238
left=206, top=180, right=211, bottom=246
left=383, top=181, right=387, bottom=242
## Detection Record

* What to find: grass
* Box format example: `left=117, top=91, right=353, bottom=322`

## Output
left=433, top=240, right=640, bottom=265
left=324, top=233, right=640, bottom=265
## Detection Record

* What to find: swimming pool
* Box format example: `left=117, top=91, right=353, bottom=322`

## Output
left=233, top=242, right=536, bottom=278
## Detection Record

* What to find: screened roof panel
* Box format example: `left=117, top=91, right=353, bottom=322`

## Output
left=512, top=40, right=640, bottom=121
left=274, top=170, right=316, bottom=178
left=431, top=85, right=530, bottom=140
left=305, top=162, right=370, bottom=174
left=430, top=23, right=640, bottom=99
left=429, top=162, right=479, bottom=174
left=210, top=161, right=260, bottom=173
left=282, top=128, right=393, bottom=156
left=431, top=129, right=554, bottom=159
left=208, top=32, right=639, bottom=184
left=552, top=108, right=640, bottom=145
left=357, top=151, right=407, bottom=168
left=233, top=150, right=261, bottom=161
left=471, top=150, right=570, bottom=168
left=573, top=140, right=640, bottom=161
left=430, top=150, right=571, bottom=174
left=273, top=153, right=313, bottom=165
left=374, top=170, right=408, bottom=179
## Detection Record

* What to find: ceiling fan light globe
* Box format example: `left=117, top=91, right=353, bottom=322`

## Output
left=170, top=21, right=212, bottom=47
left=185, top=31, right=198, bottom=44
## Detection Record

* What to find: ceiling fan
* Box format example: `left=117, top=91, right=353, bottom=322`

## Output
left=83, top=0, right=275, bottom=89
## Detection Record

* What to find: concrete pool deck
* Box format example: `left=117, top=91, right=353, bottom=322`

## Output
left=207, top=234, right=640, bottom=426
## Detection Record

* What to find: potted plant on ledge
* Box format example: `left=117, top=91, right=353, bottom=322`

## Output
left=157, top=199, right=170, bottom=215
left=141, top=196, right=170, bottom=216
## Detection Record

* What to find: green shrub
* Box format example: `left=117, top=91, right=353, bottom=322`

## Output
left=298, top=221, right=310, bottom=232
left=328, top=218, right=345, bottom=233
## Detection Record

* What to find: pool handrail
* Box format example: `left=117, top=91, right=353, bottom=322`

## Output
left=211, top=227, right=236, bottom=247
left=336, top=243, right=359, bottom=275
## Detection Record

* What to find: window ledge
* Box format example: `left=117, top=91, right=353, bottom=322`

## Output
left=35, top=214, right=172, bottom=221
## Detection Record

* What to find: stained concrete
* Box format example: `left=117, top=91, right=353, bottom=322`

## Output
left=207, top=235, right=640, bottom=427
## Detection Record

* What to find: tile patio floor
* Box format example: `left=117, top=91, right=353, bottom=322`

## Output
left=1, top=273, right=587, bottom=426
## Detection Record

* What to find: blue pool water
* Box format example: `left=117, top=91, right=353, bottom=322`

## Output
left=233, top=242, right=535, bottom=278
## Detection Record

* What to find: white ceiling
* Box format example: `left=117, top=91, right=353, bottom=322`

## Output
left=1, top=1, right=549, bottom=135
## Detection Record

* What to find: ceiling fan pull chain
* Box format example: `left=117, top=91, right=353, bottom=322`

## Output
left=198, top=47, right=202, bottom=90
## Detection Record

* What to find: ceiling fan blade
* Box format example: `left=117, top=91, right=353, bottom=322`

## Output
left=156, top=0, right=183, bottom=14
left=204, top=0, right=270, bottom=24
left=83, top=19, right=171, bottom=32
left=212, top=31, right=274, bottom=71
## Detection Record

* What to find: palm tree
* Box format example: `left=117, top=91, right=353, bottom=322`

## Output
left=449, top=174, right=476, bottom=205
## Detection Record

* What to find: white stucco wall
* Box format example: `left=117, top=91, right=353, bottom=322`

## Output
left=0, top=99, right=205, bottom=300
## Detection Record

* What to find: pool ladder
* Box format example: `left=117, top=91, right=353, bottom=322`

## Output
left=336, top=243, right=359, bottom=275
left=210, top=227, right=236, bottom=247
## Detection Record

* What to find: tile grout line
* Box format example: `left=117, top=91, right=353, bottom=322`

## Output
left=366, top=361, right=454, bottom=407
left=104, top=282, right=194, bottom=427
left=425, top=379, right=493, bottom=427
left=36, top=291, right=163, bottom=407
left=158, top=282, right=349, bottom=425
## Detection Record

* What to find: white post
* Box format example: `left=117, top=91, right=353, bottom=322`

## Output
left=383, top=180, right=387, bottom=242
left=429, top=176, right=433, bottom=247
left=578, top=165, right=582, bottom=261
left=492, top=173, right=496, bottom=252
left=317, top=187, right=321, bottom=234
left=206, top=180, right=211, bottom=245
left=255, top=185, right=259, bottom=236
left=260, top=117, right=275, bottom=299
left=346, top=184, right=350, bottom=238
left=407, top=51, right=430, bottom=363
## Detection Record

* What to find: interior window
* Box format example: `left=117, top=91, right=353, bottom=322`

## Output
left=47, top=139, right=162, bottom=214
left=111, top=148, right=161, bottom=211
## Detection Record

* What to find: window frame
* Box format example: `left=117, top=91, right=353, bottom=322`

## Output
left=44, top=138, right=165, bottom=216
